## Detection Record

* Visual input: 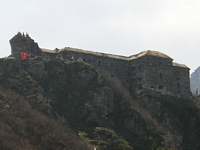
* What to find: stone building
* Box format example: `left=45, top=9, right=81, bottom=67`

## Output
left=10, top=32, right=191, bottom=98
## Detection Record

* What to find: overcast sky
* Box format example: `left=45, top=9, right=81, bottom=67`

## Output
left=1, top=0, right=200, bottom=73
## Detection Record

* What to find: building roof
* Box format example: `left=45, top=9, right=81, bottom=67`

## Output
left=41, top=48, right=56, bottom=53
left=41, top=47, right=189, bottom=69
left=129, top=50, right=172, bottom=60
left=41, top=47, right=172, bottom=61
left=172, top=62, right=190, bottom=69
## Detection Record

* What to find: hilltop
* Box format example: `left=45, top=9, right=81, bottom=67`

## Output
left=0, top=57, right=200, bottom=150
left=9, top=32, right=191, bottom=98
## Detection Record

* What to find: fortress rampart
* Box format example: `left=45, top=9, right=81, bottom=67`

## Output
left=10, top=32, right=192, bottom=97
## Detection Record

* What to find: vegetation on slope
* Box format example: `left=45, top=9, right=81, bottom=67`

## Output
left=0, top=89, right=93, bottom=150
left=0, top=58, right=200, bottom=150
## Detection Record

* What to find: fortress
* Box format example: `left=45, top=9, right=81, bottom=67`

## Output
left=10, top=32, right=191, bottom=97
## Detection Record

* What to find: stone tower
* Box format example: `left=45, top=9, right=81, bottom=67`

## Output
left=9, top=32, right=42, bottom=59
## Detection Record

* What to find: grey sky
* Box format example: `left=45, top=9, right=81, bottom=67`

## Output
left=1, top=0, right=200, bottom=73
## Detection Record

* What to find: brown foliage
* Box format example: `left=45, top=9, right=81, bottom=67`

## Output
left=0, top=89, right=93, bottom=150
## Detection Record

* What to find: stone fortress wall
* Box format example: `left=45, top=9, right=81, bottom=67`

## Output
left=10, top=32, right=191, bottom=98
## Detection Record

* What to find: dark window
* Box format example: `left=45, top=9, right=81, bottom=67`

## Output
left=138, top=65, right=141, bottom=71
left=158, top=61, right=162, bottom=67
left=111, top=62, right=114, bottom=68
left=131, top=66, right=135, bottom=71
left=177, top=82, right=180, bottom=89
left=111, top=73, right=114, bottom=77
left=159, top=73, right=163, bottom=79
left=158, top=85, right=164, bottom=89
left=82, top=58, right=86, bottom=62
left=97, top=60, right=101, bottom=66
left=138, top=77, right=142, bottom=83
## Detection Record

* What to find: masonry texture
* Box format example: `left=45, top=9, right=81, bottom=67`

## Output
left=10, top=32, right=191, bottom=98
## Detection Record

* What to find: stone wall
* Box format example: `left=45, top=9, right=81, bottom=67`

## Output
left=172, top=66, right=191, bottom=97
left=127, top=56, right=191, bottom=97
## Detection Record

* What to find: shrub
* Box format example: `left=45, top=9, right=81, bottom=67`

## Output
left=0, top=89, right=94, bottom=150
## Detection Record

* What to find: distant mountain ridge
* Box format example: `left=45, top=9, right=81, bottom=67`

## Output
left=190, top=66, right=200, bottom=93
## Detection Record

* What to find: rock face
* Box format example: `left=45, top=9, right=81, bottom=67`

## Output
left=9, top=32, right=42, bottom=59
left=191, top=66, right=200, bottom=93
left=0, top=57, right=200, bottom=150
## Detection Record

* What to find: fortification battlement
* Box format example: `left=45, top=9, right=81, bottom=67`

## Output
left=10, top=32, right=191, bottom=98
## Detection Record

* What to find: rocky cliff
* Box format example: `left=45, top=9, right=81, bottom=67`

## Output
left=0, top=57, right=200, bottom=150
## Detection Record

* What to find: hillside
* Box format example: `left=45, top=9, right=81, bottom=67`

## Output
left=0, top=57, right=200, bottom=150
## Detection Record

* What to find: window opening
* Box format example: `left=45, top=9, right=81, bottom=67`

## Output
left=158, top=61, right=162, bottom=68
left=138, top=77, right=142, bottom=83
left=97, top=60, right=101, bottom=66
left=111, top=62, right=114, bottom=68
left=177, top=82, right=180, bottom=89
left=159, top=73, right=163, bottom=79
left=158, top=85, right=164, bottom=89
left=82, top=58, right=86, bottom=62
